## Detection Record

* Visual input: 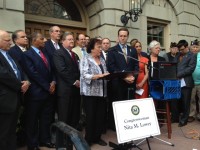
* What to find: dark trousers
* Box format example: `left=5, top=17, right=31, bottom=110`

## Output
left=0, top=109, right=19, bottom=150
left=179, top=87, right=192, bottom=123
left=83, top=96, right=106, bottom=143
left=56, top=87, right=81, bottom=149
left=25, top=96, right=54, bottom=148
left=108, top=79, right=135, bottom=129
left=171, top=87, right=192, bottom=123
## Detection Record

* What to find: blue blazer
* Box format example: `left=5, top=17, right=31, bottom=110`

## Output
left=24, top=47, right=55, bottom=100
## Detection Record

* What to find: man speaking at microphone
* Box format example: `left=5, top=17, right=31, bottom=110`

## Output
left=106, top=27, right=139, bottom=130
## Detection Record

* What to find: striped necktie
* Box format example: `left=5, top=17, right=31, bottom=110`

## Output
left=6, top=52, right=21, bottom=80
left=122, top=46, right=127, bottom=62
left=81, top=48, right=87, bottom=56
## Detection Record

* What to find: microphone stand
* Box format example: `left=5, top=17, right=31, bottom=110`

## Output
left=108, top=51, right=174, bottom=149
left=118, top=51, right=158, bottom=71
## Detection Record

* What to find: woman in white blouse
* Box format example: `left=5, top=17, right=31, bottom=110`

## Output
left=80, top=38, right=109, bottom=146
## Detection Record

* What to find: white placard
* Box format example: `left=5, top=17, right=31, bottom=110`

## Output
left=113, top=98, right=160, bottom=144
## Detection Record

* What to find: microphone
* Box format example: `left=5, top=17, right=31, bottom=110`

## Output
left=118, top=51, right=158, bottom=70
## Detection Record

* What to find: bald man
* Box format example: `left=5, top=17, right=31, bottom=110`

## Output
left=0, top=30, right=29, bottom=150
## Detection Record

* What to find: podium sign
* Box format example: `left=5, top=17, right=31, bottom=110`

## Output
left=113, top=98, right=160, bottom=144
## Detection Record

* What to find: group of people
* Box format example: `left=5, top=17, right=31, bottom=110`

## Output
left=0, top=25, right=200, bottom=150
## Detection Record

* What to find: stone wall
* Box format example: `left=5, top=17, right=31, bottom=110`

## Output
left=83, top=0, right=200, bottom=50
left=0, top=0, right=25, bottom=32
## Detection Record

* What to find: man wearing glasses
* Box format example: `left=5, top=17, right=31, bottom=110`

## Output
left=176, top=40, right=196, bottom=127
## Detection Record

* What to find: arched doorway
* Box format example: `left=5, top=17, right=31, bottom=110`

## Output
left=24, top=0, right=87, bottom=39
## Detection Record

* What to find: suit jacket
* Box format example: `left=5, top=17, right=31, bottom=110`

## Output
left=148, top=55, right=166, bottom=80
left=24, top=47, right=55, bottom=100
left=8, top=45, right=26, bottom=68
left=53, top=46, right=80, bottom=97
left=107, top=44, right=139, bottom=73
left=0, top=52, right=21, bottom=113
left=72, top=46, right=84, bottom=60
left=44, top=39, right=61, bottom=60
left=106, top=44, right=139, bottom=100
left=177, top=51, right=196, bottom=88
left=44, top=39, right=61, bottom=70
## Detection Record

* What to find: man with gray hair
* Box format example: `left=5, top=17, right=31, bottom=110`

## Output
left=45, top=26, right=61, bottom=64
left=0, top=29, right=29, bottom=150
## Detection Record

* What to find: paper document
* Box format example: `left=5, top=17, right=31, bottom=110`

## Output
left=135, top=89, right=144, bottom=95
left=181, top=78, right=186, bottom=87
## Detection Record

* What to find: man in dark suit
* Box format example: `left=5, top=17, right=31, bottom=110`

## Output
left=9, top=30, right=28, bottom=61
left=0, top=30, right=29, bottom=150
left=101, top=38, right=111, bottom=60
left=44, top=26, right=61, bottom=63
left=8, top=29, right=30, bottom=147
left=24, top=32, right=56, bottom=150
left=53, top=32, right=81, bottom=149
left=44, top=26, right=61, bottom=124
left=106, top=27, right=139, bottom=130
left=176, top=40, right=196, bottom=127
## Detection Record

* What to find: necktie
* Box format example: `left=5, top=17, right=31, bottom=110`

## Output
left=122, top=46, right=127, bottom=62
left=21, top=48, right=26, bottom=52
left=39, top=50, right=49, bottom=68
left=81, top=48, right=87, bottom=56
left=6, top=52, right=21, bottom=80
left=70, top=50, right=77, bottom=63
left=54, top=43, right=58, bottom=50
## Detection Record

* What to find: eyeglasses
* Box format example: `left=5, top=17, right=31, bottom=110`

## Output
left=179, top=48, right=185, bottom=51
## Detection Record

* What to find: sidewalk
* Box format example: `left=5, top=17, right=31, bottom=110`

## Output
left=18, top=120, right=200, bottom=150
left=93, top=120, right=200, bottom=150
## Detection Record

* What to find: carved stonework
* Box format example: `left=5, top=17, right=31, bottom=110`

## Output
left=149, top=0, right=167, bottom=7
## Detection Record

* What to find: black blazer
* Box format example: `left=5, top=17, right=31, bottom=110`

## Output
left=44, top=40, right=61, bottom=61
left=44, top=39, right=62, bottom=72
left=0, top=52, right=21, bottom=113
left=24, top=47, right=55, bottom=100
left=148, top=55, right=166, bottom=80
left=107, top=44, right=139, bottom=73
left=53, top=45, right=80, bottom=97
left=8, top=45, right=26, bottom=67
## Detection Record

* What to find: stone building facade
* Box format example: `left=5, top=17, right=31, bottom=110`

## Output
left=0, top=0, right=199, bottom=51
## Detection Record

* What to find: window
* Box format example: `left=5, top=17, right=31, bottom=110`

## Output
left=25, top=0, right=82, bottom=21
left=147, top=23, right=165, bottom=47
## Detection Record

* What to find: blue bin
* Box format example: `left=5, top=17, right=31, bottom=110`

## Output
left=150, top=80, right=181, bottom=100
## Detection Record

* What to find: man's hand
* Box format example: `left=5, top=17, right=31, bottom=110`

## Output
left=49, top=81, right=56, bottom=94
left=124, top=75, right=135, bottom=84
left=21, top=81, right=30, bottom=94
left=74, top=80, right=80, bottom=88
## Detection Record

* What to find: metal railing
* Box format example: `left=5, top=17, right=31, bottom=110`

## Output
left=51, top=121, right=90, bottom=150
